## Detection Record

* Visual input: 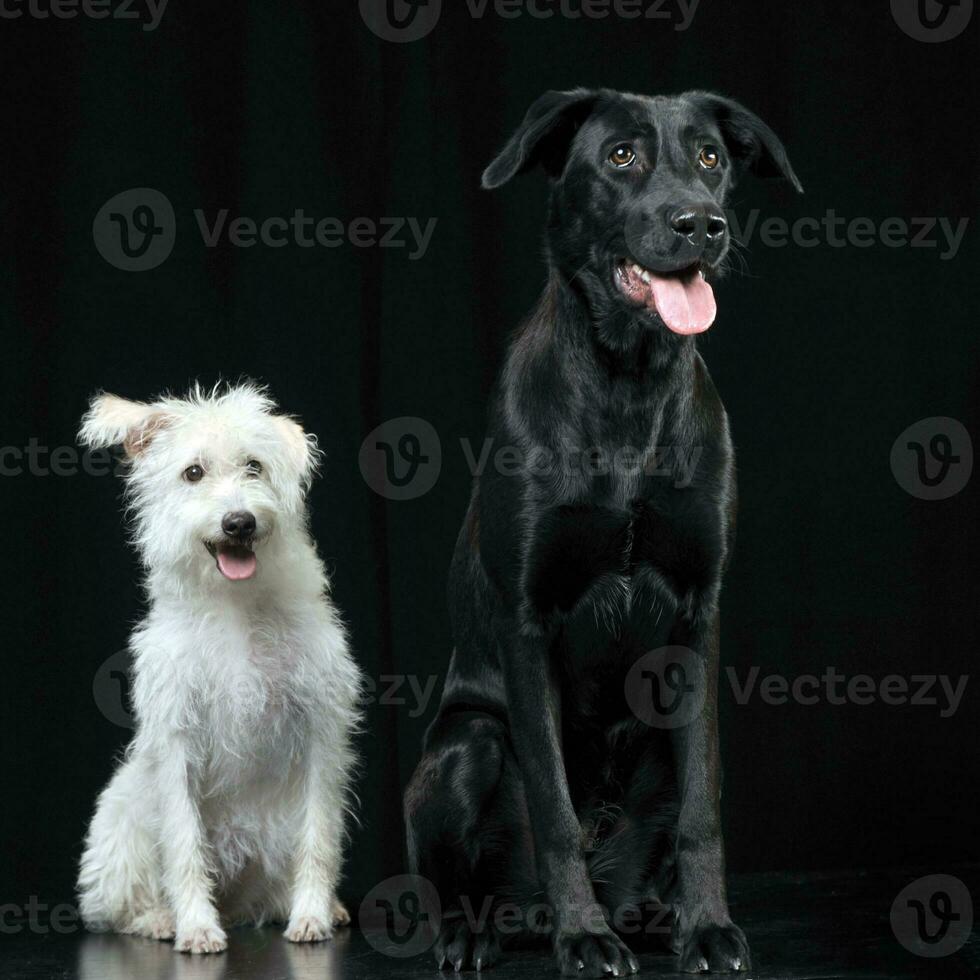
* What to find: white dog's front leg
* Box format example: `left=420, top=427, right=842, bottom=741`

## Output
left=158, top=745, right=227, bottom=954
left=284, top=738, right=352, bottom=943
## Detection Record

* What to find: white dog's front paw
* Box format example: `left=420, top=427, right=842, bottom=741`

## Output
left=331, top=899, right=351, bottom=928
left=174, top=924, right=228, bottom=954
left=284, top=915, right=333, bottom=943
left=126, top=908, right=176, bottom=940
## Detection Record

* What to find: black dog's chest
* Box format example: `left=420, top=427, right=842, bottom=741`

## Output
left=525, top=495, right=721, bottom=627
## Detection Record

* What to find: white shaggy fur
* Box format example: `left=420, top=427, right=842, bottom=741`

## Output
left=76, top=384, right=361, bottom=954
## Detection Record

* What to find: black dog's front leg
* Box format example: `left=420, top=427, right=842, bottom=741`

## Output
left=669, top=612, right=750, bottom=973
left=499, top=621, right=639, bottom=977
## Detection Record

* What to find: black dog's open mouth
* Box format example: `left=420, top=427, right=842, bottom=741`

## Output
left=204, top=540, right=257, bottom=581
left=614, top=259, right=717, bottom=335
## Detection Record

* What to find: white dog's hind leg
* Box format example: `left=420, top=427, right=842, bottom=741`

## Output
left=283, top=737, right=354, bottom=943
left=78, top=756, right=171, bottom=938
left=158, top=745, right=227, bottom=954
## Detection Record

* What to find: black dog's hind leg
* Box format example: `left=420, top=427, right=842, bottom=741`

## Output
left=405, top=711, right=518, bottom=971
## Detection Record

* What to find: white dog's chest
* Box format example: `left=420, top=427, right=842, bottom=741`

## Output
left=134, top=602, right=332, bottom=793
left=199, top=629, right=316, bottom=778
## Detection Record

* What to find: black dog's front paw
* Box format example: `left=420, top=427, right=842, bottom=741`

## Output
left=676, top=921, right=750, bottom=973
left=434, top=916, right=501, bottom=972
left=554, top=929, right=639, bottom=977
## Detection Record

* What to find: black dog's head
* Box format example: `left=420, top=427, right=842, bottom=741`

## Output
left=484, top=89, right=801, bottom=338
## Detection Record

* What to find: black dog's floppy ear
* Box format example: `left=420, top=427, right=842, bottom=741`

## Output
left=693, top=93, right=803, bottom=193
left=482, top=89, right=598, bottom=189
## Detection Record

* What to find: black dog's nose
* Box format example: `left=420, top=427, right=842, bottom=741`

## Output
left=222, top=511, right=256, bottom=539
left=669, top=205, right=728, bottom=241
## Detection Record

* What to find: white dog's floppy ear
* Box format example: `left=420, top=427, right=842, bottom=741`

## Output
left=78, top=393, right=171, bottom=457
left=273, top=415, right=321, bottom=492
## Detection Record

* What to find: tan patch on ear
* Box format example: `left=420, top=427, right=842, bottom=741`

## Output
left=273, top=414, right=318, bottom=481
left=123, top=413, right=170, bottom=457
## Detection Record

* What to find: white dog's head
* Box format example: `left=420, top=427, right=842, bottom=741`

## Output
left=79, top=383, right=320, bottom=585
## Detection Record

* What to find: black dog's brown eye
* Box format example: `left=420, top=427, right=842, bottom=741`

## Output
left=698, top=146, right=720, bottom=170
left=183, top=464, right=205, bottom=483
left=245, top=459, right=263, bottom=476
left=609, top=144, right=636, bottom=168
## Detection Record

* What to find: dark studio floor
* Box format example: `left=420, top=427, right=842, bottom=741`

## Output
left=3, top=867, right=977, bottom=980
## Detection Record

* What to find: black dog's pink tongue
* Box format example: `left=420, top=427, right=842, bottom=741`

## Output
left=646, top=269, right=717, bottom=335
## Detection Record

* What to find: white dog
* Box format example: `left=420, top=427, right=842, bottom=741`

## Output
left=76, top=383, right=361, bottom=954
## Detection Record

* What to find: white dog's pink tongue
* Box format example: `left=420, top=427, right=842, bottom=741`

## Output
left=648, top=270, right=716, bottom=335
left=216, top=545, right=257, bottom=581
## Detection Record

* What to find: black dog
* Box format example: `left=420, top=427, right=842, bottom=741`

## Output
left=405, top=88, right=801, bottom=976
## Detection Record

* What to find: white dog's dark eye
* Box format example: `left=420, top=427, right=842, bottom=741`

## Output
left=698, top=145, right=721, bottom=170
left=609, top=143, right=636, bottom=168
left=245, top=459, right=263, bottom=476
left=183, top=464, right=205, bottom=483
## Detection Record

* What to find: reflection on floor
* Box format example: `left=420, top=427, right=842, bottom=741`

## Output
left=3, top=867, right=978, bottom=979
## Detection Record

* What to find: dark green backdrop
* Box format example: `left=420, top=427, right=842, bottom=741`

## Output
left=2, top=0, right=977, bottom=910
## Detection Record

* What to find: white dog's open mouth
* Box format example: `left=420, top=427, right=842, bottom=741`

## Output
left=205, top=541, right=257, bottom=581
left=614, top=259, right=717, bottom=335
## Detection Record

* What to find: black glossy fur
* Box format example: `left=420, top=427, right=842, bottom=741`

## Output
left=405, top=88, right=801, bottom=976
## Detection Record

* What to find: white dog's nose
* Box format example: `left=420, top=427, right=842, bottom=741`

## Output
left=221, top=511, right=256, bottom=539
